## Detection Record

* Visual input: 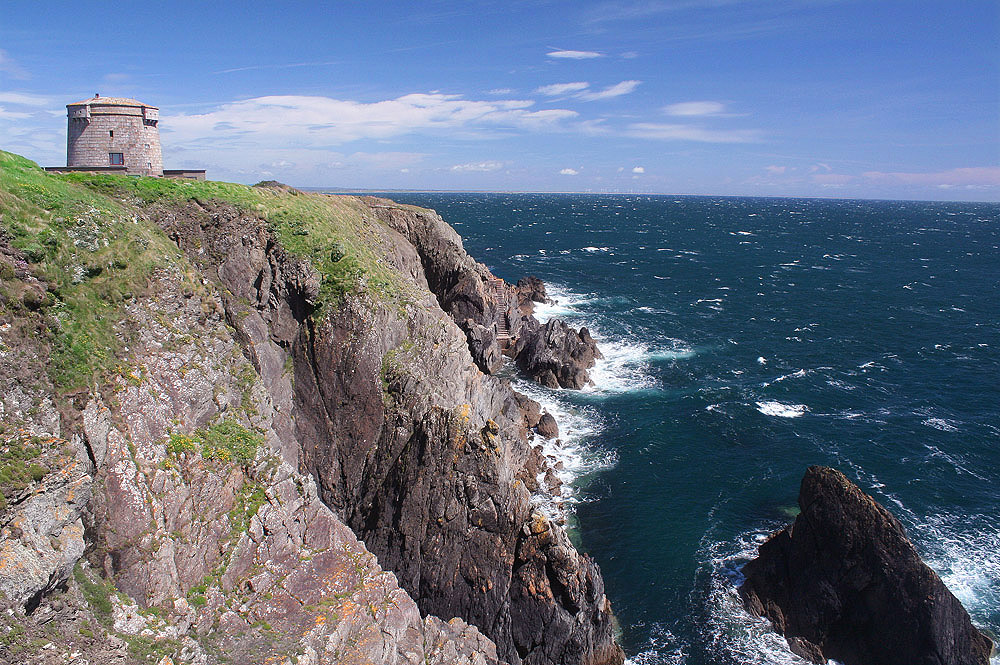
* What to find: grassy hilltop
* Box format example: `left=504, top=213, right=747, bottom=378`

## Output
left=0, top=150, right=405, bottom=392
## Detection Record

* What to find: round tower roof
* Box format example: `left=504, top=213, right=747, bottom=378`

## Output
left=67, top=96, right=157, bottom=109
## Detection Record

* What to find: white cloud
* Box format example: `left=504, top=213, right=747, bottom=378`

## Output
left=620, top=51, right=640, bottom=59
left=0, top=92, right=51, bottom=106
left=765, top=165, right=786, bottom=175
left=663, top=101, right=726, bottom=116
left=547, top=49, right=603, bottom=59
left=626, top=122, right=761, bottom=143
left=560, top=168, right=579, bottom=175
left=488, top=88, right=514, bottom=95
left=450, top=161, right=505, bottom=172
left=809, top=162, right=832, bottom=173
left=578, top=80, right=641, bottom=101
left=165, top=94, right=579, bottom=147
left=536, top=82, right=590, bottom=96
left=632, top=166, right=645, bottom=173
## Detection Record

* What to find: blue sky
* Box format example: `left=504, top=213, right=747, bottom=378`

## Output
left=1, top=0, right=997, bottom=200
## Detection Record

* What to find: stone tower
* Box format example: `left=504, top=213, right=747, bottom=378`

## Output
left=66, top=95, right=163, bottom=176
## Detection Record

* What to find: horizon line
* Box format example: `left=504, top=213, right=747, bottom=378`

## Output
left=300, top=187, right=1000, bottom=206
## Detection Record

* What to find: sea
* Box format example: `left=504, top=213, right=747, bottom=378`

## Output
left=358, top=192, right=1000, bottom=664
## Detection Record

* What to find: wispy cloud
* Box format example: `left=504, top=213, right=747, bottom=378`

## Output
left=488, top=88, right=514, bottom=95
left=165, top=93, right=579, bottom=146
left=579, top=80, right=642, bottom=101
left=214, top=60, right=341, bottom=75
left=535, top=80, right=642, bottom=101
left=560, top=168, right=580, bottom=175
left=862, top=167, right=1000, bottom=187
left=626, top=122, right=761, bottom=143
left=536, top=82, right=591, bottom=96
left=547, top=49, right=604, bottom=59
left=0, top=92, right=51, bottom=106
left=0, top=50, right=29, bottom=80
left=450, top=160, right=505, bottom=172
left=632, top=166, right=645, bottom=173
left=765, top=165, right=786, bottom=174
left=663, top=100, right=726, bottom=116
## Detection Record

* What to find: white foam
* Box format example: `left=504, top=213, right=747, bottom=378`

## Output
left=624, top=625, right=688, bottom=664
left=697, top=528, right=813, bottom=665
left=916, top=513, right=1000, bottom=639
left=533, top=283, right=674, bottom=395
left=512, top=379, right=616, bottom=516
left=755, top=401, right=809, bottom=418
left=582, top=246, right=611, bottom=252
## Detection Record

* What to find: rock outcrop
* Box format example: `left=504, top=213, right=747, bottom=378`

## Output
left=513, top=319, right=602, bottom=389
left=0, top=154, right=623, bottom=665
left=365, top=199, right=603, bottom=391
left=739, top=466, right=994, bottom=665
left=158, top=195, right=623, bottom=664
left=516, top=276, right=550, bottom=316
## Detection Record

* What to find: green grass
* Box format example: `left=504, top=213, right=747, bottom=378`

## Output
left=166, top=418, right=262, bottom=466
left=61, top=167, right=412, bottom=315
left=73, top=564, right=116, bottom=626
left=0, top=433, right=47, bottom=505
left=0, top=150, right=416, bottom=392
left=227, top=481, right=267, bottom=537
left=0, top=151, right=192, bottom=391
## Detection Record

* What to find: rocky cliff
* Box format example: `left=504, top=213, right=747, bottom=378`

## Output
left=739, top=466, right=993, bottom=665
left=0, top=151, right=622, bottom=665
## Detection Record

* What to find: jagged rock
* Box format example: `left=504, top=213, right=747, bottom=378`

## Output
left=516, top=276, right=550, bottom=316
left=739, top=466, right=993, bottom=665
left=0, top=435, right=90, bottom=612
left=514, top=319, right=602, bottom=389
left=0, top=165, right=622, bottom=665
left=466, top=320, right=504, bottom=373
left=536, top=413, right=559, bottom=439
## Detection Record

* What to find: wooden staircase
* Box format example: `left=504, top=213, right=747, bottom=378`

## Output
left=486, top=278, right=513, bottom=345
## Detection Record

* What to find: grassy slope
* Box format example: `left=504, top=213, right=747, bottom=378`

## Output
left=0, top=150, right=407, bottom=392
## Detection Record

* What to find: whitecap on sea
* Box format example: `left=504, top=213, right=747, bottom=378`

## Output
left=755, top=401, right=809, bottom=418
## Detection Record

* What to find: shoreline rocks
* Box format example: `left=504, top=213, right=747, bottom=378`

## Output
left=739, top=466, right=993, bottom=665
left=513, top=318, right=602, bottom=389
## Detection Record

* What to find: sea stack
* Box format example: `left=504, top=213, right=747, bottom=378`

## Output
left=739, top=466, right=993, bottom=665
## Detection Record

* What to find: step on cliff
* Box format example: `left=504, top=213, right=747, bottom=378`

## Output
left=0, top=151, right=623, bottom=665
left=739, top=466, right=993, bottom=665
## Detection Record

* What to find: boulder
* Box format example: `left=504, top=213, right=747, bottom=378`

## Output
left=514, top=391, right=543, bottom=429
left=739, top=466, right=993, bottom=665
left=536, top=412, right=559, bottom=439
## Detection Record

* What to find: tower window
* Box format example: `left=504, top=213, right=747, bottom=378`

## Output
left=109, top=153, right=124, bottom=165
left=109, top=130, right=114, bottom=137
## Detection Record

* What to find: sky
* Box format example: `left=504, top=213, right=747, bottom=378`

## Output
left=1, top=0, right=998, bottom=200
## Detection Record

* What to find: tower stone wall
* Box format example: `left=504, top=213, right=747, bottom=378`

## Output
left=66, top=96, right=163, bottom=176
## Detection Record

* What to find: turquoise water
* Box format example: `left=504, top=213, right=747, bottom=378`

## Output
left=367, top=193, right=1000, bottom=664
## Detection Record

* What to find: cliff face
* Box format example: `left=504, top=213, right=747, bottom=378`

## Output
left=0, top=152, right=622, bottom=665
left=740, top=466, right=993, bottom=665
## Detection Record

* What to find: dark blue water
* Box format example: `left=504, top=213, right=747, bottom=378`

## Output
left=367, top=193, right=1000, bottom=663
